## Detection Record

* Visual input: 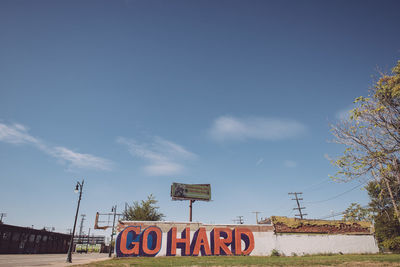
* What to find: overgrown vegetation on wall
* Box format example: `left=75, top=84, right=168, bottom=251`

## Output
left=271, top=216, right=372, bottom=234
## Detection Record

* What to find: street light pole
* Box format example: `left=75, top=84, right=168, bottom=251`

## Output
left=66, top=179, right=84, bottom=263
left=108, top=205, right=117, bottom=258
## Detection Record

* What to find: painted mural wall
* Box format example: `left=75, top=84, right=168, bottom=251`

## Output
left=115, top=221, right=379, bottom=257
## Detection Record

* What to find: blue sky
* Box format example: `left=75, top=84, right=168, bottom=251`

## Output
left=1, top=0, right=400, bottom=235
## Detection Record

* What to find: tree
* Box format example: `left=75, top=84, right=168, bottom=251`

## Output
left=123, top=194, right=164, bottom=221
left=342, top=203, right=372, bottom=222
left=366, top=180, right=400, bottom=251
left=330, top=60, right=400, bottom=223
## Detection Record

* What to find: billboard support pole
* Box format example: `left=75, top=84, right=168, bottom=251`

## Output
left=189, top=200, right=195, bottom=222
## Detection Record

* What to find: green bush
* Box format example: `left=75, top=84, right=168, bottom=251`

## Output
left=381, top=236, right=400, bottom=252
left=270, top=249, right=280, bottom=256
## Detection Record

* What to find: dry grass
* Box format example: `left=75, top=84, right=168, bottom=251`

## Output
left=76, top=254, right=400, bottom=266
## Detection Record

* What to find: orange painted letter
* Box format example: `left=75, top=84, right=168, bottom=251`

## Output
left=168, top=227, right=190, bottom=256
left=234, top=228, right=254, bottom=255
left=192, top=227, right=211, bottom=256
left=212, top=228, right=233, bottom=255
left=141, top=226, right=162, bottom=256
left=120, top=226, right=140, bottom=255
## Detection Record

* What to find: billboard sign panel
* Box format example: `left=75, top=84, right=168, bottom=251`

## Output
left=171, top=183, right=211, bottom=201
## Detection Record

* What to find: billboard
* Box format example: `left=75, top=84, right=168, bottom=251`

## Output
left=171, top=183, right=211, bottom=201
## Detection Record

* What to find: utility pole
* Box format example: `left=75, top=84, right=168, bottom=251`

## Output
left=108, top=205, right=117, bottom=258
left=86, top=228, right=91, bottom=253
left=236, top=216, right=244, bottom=224
left=252, top=211, right=261, bottom=224
left=78, top=214, right=86, bottom=244
left=288, top=192, right=307, bottom=219
left=232, top=216, right=243, bottom=224
left=0, top=213, right=6, bottom=223
left=124, top=202, right=129, bottom=220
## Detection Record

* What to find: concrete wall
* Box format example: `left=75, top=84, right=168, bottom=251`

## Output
left=274, top=234, right=378, bottom=255
left=115, top=221, right=379, bottom=257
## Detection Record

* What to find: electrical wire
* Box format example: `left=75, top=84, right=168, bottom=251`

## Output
left=266, top=178, right=342, bottom=217
left=300, top=178, right=332, bottom=193
left=305, top=180, right=368, bottom=205
left=317, top=205, right=369, bottom=220
left=251, top=176, right=368, bottom=220
left=287, top=208, right=295, bottom=217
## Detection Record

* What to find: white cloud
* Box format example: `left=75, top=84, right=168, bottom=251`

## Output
left=209, top=116, right=307, bottom=142
left=153, top=136, right=196, bottom=159
left=0, top=122, right=113, bottom=171
left=144, top=162, right=183, bottom=176
left=117, top=136, right=196, bottom=176
left=284, top=160, right=297, bottom=168
left=0, top=123, right=40, bottom=144
left=50, top=146, right=113, bottom=171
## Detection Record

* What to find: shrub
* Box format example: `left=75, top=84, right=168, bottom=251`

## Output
left=271, top=249, right=280, bottom=256
left=381, top=236, right=400, bottom=252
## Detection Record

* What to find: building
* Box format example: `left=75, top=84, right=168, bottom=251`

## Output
left=0, top=224, right=70, bottom=254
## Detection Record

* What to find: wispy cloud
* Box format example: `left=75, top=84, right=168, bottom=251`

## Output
left=256, top=158, right=264, bottom=166
left=117, top=136, right=196, bottom=176
left=143, top=162, right=183, bottom=176
left=284, top=160, right=297, bottom=168
left=0, top=122, right=113, bottom=171
left=49, top=147, right=112, bottom=171
left=209, top=116, right=307, bottom=142
left=0, top=123, right=40, bottom=145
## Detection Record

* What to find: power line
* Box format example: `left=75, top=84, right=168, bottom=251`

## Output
left=269, top=178, right=332, bottom=216
left=287, top=208, right=295, bottom=217
left=300, top=178, right=332, bottom=193
left=262, top=177, right=366, bottom=219
left=265, top=176, right=335, bottom=213
left=317, top=205, right=369, bottom=220
left=318, top=210, right=347, bottom=220
left=305, top=181, right=368, bottom=205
